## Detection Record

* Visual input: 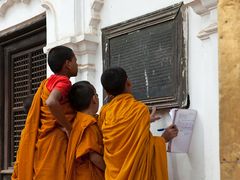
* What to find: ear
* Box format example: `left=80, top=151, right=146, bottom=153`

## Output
left=125, top=79, right=132, bottom=91
left=65, top=59, right=71, bottom=69
left=92, top=95, right=98, bottom=104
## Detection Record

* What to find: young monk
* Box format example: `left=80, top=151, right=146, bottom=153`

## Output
left=99, top=67, right=178, bottom=180
left=66, top=81, right=105, bottom=180
left=12, top=46, right=78, bottom=180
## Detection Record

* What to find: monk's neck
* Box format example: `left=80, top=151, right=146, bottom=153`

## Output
left=81, top=109, right=95, bottom=116
left=123, top=88, right=132, bottom=94
left=55, top=71, right=71, bottom=78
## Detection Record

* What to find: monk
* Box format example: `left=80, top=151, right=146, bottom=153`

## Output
left=99, top=67, right=178, bottom=180
left=66, top=81, right=105, bottom=180
left=12, top=46, right=78, bottom=180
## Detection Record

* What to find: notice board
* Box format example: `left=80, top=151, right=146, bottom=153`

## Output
left=102, top=2, right=187, bottom=108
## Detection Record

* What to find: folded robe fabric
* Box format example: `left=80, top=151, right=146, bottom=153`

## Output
left=12, top=79, right=75, bottom=180
left=99, top=93, right=168, bottom=180
left=65, top=112, right=104, bottom=180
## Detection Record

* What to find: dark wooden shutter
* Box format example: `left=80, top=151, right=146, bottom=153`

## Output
left=0, top=15, right=46, bottom=178
left=12, top=46, right=46, bottom=161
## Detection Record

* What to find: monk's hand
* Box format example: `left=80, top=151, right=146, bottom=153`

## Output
left=150, top=106, right=160, bottom=122
left=161, top=124, right=178, bottom=142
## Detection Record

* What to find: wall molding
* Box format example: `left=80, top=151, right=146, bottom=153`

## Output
left=0, top=0, right=30, bottom=17
left=197, top=22, right=217, bottom=40
left=78, top=63, right=96, bottom=72
left=43, top=34, right=99, bottom=54
left=41, top=0, right=58, bottom=41
left=185, top=0, right=217, bottom=15
left=184, top=0, right=218, bottom=40
left=41, top=0, right=55, bottom=14
left=89, top=0, right=104, bottom=34
left=43, top=34, right=99, bottom=72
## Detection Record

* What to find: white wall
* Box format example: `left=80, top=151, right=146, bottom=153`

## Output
left=99, top=1, right=219, bottom=180
left=187, top=7, right=219, bottom=180
left=0, top=0, right=45, bottom=31
left=0, top=0, right=220, bottom=179
left=100, top=0, right=183, bottom=27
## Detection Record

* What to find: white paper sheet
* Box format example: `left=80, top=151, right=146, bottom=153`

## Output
left=168, top=109, right=197, bottom=153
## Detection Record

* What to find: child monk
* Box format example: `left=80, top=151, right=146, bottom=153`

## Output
left=12, top=46, right=78, bottom=180
left=99, top=67, right=178, bottom=180
left=66, top=81, right=105, bottom=180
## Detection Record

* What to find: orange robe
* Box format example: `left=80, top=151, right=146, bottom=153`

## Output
left=65, top=112, right=105, bottom=180
left=12, top=80, right=75, bottom=180
left=98, top=93, right=168, bottom=180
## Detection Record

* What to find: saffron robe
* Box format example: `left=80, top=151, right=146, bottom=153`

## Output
left=12, top=79, right=75, bottom=180
left=65, top=112, right=104, bottom=180
left=98, top=93, right=168, bottom=180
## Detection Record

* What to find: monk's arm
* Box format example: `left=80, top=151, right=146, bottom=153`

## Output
left=89, top=152, right=106, bottom=171
left=46, top=89, right=72, bottom=134
left=161, top=124, right=178, bottom=142
left=150, top=106, right=160, bottom=122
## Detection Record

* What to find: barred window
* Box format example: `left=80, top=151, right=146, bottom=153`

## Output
left=0, top=16, right=46, bottom=179
left=12, top=46, right=46, bottom=163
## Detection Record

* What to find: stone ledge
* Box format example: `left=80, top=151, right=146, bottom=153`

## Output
left=184, top=0, right=217, bottom=15
left=197, top=22, right=217, bottom=40
left=43, top=34, right=99, bottom=56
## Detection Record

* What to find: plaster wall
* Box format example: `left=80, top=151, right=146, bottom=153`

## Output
left=0, top=0, right=220, bottom=179
left=0, top=0, right=44, bottom=31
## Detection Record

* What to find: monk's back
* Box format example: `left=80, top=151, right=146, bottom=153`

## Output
left=100, top=93, right=154, bottom=180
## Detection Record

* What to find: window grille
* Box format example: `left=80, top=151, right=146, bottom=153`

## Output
left=12, top=46, right=46, bottom=161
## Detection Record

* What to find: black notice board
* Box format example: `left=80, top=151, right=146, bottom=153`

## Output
left=102, top=2, right=187, bottom=108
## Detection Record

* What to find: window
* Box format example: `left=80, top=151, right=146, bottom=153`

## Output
left=0, top=14, right=46, bottom=179
left=12, top=47, right=46, bottom=162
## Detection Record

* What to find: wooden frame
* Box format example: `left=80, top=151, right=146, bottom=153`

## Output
left=102, top=3, right=187, bottom=109
left=0, top=13, right=46, bottom=179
